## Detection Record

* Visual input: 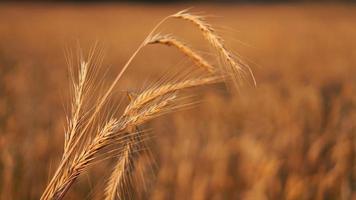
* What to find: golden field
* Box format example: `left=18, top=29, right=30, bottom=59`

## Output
left=0, top=3, right=355, bottom=200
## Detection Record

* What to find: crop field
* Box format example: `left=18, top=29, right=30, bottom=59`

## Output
left=0, top=3, right=355, bottom=200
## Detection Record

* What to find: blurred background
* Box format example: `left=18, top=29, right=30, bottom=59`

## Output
left=0, top=0, right=355, bottom=199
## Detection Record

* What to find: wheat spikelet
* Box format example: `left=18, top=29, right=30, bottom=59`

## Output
left=146, top=34, right=214, bottom=73
left=105, top=143, right=132, bottom=200
left=123, top=76, right=222, bottom=115
left=123, top=93, right=177, bottom=127
left=104, top=126, right=141, bottom=200
left=170, top=9, right=256, bottom=88
left=64, top=60, right=88, bottom=154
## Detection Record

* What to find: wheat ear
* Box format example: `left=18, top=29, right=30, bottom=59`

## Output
left=64, top=61, right=88, bottom=154
left=124, top=76, right=222, bottom=115
left=146, top=34, right=214, bottom=73
left=104, top=126, right=141, bottom=200
left=171, top=9, right=256, bottom=88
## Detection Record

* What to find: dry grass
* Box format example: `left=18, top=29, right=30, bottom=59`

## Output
left=0, top=3, right=355, bottom=200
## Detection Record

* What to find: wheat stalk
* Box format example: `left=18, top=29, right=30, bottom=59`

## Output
left=41, top=9, right=248, bottom=200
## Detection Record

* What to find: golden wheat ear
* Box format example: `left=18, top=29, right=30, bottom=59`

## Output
left=146, top=34, right=215, bottom=73
left=64, top=60, right=88, bottom=154
left=123, top=75, right=223, bottom=115
left=170, top=9, right=256, bottom=89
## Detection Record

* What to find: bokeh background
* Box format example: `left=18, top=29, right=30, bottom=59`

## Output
left=0, top=1, right=356, bottom=200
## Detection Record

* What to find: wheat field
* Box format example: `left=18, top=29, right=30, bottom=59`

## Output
left=0, top=3, right=355, bottom=200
